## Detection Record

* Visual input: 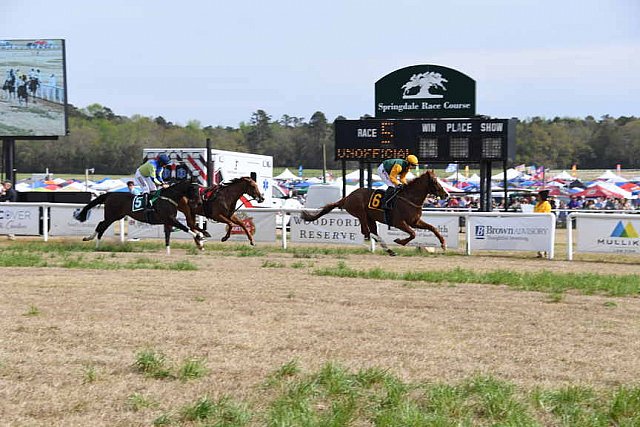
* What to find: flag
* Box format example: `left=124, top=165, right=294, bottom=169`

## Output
left=445, top=163, right=458, bottom=173
left=532, top=166, right=545, bottom=180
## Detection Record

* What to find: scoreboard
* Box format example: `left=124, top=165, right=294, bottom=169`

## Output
left=335, top=118, right=516, bottom=163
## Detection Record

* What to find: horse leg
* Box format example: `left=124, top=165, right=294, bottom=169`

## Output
left=84, top=219, right=116, bottom=250
left=164, top=224, right=172, bottom=256
left=392, top=220, right=417, bottom=247
left=183, top=205, right=207, bottom=241
left=167, top=215, right=204, bottom=251
left=229, top=213, right=255, bottom=245
left=414, top=218, right=447, bottom=251
left=367, top=218, right=396, bottom=256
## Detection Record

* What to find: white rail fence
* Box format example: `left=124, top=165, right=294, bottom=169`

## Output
left=1, top=202, right=638, bottom=260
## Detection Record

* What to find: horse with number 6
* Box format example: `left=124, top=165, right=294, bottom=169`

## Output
left=300, top=170, right=449, bottom=256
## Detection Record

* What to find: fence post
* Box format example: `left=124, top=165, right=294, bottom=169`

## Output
left=43, top=203, right=49, bottom=242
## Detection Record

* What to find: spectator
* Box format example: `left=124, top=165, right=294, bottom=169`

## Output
left=534, top=189, right=551, bottom=258
left=0, top=180, right=18, bottom=240
left=127, top=180, right=140, bottom=195
left=567, top=195, right=581, bottom=210
left=0, top=180, right=17, bottom=202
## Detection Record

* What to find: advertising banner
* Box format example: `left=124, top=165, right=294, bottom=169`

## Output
left=127, top=211, right=192, bottom=240
left=0, top=39, right=67, bottom=137
left=380, top=214, right=459, bottom=249
left=50, top=206, right=115, bottom=236
left=203, top=211, right=276, bottom=242
left=128, top=211, right=276, bottom=242
left=576, top=217, right=640, bottom=254
left=290, top=211, right=364, bottom=245
left=0, top=205, right=40, bottom=235
left=468, top=215, right=554, bottom=252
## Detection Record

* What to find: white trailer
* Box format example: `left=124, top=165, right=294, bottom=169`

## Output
left=142, top=148, right=273, bottom=207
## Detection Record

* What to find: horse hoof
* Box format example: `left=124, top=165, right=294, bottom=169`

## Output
left=441, top=245, right=447, bottom=251
left=387, top=250, right=396, bottom=257
left=82, top=237, right=90, bottom=241
left=204, top=232, right=212, bottom=238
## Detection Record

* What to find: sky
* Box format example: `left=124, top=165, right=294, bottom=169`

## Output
left=2, top=0, right=639, bottom=128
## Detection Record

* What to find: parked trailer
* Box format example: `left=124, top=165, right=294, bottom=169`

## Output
left=142, top=148, right=273, bottom=207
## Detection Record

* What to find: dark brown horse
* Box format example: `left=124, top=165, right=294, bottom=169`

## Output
left=301, top=170, right=449, bottom=256
left=179, top=176, right=265, bottom=246
left=74, top=179, right=203, bottom=254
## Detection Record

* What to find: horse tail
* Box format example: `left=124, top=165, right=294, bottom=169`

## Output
left=74, top=193, right=109, bottom=222
left=300, top=198, right=345, bottom=222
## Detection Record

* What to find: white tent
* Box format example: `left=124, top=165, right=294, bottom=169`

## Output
left=467, top=173, right=481, bottom=184
left=595, top=170, right=628, bottom=183
left=343, top=170, right=382, bottom=182
left=437, top=179, right=462, bottom=194
left=490, top=168, right=522, bottom=181
left=552, top=170, right=574, bottom=181
left=274, top=168, right=298, bottom=180
left=589, top=181, right=634, bottom=199
left=445, top=172, right=466, bottom=182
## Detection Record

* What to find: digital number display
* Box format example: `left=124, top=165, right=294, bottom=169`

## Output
left=335, top=118, right=515, bottom=162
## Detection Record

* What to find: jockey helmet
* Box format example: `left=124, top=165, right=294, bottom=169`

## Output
left=158, top=154, right=170, bottom=165
left=406, top=154, right=418, bottom=166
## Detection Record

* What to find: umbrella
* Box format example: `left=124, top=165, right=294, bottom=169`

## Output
left=572, top=184, right=629, bottom=199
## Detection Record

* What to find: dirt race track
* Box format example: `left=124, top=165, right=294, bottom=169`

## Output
left=1, top=245, right=639, bottom=425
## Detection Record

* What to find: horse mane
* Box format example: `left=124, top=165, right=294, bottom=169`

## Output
left=220, top=177, right=246, bottom=187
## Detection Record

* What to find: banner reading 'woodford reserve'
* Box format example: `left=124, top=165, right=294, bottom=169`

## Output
left=375, top=64, right=475, bottom=119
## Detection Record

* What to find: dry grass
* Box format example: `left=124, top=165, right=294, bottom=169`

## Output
left=0, top=245, right=639, bottom=425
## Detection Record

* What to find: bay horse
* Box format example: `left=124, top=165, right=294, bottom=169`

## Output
left=74, top=179, right=203, bottom=255
left=179, top=176, right=265, bottom=246
left=2, top=76, right=15, bottom=100
left=301, top=170, right=449, bottom=256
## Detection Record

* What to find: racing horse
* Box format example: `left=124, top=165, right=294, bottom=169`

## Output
left=179, top=176, right=265, bottom=246
left=301, top=170, right=449, bottom=256
left=2, top=75, right=15, bottom=100
left=27, top=77, right=39, bottom=102
left=74, top=179, right=203, bottom=254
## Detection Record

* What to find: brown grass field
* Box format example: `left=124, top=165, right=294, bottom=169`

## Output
left=0, top=239, right=639, bottom=425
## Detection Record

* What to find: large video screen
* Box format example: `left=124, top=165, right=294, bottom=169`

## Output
left=0, top=39, right=67, bottom=137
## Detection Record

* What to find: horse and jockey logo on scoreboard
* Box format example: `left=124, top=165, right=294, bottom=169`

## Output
left=401, top=71, right=448, bottom=99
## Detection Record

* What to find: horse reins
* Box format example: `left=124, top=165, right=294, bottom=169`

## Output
left=397, top=196, right=423, bottom=209
left=159, top=196, right=179, bottom=207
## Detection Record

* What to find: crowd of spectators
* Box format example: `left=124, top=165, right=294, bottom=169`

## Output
left=421, top=194, right=639, bottom=212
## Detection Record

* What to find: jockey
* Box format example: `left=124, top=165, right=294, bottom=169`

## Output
left=377, top=155, right=419, bottom=208
left=134, top=154, right=171, bottom=212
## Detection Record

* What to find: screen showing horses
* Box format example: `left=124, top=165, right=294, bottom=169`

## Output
left=0, top=39, right=68, bottom=137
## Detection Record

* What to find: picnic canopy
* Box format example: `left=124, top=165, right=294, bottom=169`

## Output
left=572, top=184, right=630, bottom=199
left=274, top=168, right=298, bottom=180
left=551, top=170, right=574, bottom=181
left=491, top=168, right=522, bottom=181
left=595, top=170, right=627, bottom=183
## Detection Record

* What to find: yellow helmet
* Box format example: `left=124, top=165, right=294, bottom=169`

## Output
left=406, top=154, right=418, bottom=166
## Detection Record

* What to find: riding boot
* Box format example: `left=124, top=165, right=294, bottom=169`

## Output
left=384, top=187, right=397, bottom=209
left=143, top=193, right=154, bottom=222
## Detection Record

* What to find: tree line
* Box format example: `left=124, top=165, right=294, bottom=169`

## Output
left=10, top=104, right=640, bottom=175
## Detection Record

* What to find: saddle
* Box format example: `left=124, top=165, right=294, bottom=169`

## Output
left=367, top=188, right=401, bottom=226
